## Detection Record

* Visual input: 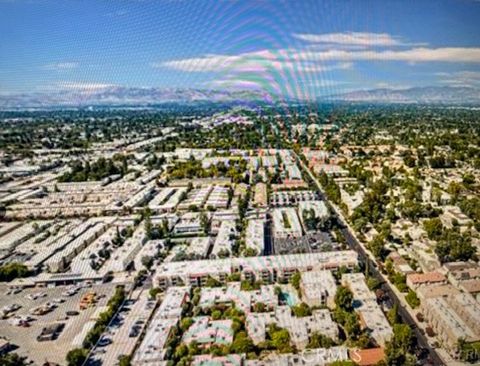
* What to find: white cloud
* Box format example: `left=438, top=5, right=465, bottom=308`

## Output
left=156, top=49, right=354, bottom=73
left=42, top=62, right=79, bottom=71
left=436, top=70, right=480, bottom=87
left=309, top=47, right=480, bottom=63
left=293, top=32, right=411, bottom=47
left=159, top=46, right=480, bottom=76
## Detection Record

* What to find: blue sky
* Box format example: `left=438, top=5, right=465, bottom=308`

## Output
left=1, top=0, right=480, bottom=99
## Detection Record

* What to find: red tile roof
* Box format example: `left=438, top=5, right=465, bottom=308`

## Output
left=349, top=348, right=385, bottom=366
left=407, top=271, right=446, bottom=284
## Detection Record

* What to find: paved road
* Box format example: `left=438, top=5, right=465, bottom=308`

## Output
left=340, top=228, right=443, bottom=365
left=263, top=219, right=273, bottom=255
left=295, top=152, right=445, bottom=366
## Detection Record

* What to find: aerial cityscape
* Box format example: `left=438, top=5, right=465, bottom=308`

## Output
left=0, top=1, right=480, bottom=366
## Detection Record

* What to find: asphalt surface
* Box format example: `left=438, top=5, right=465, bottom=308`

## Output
left=263, top=219, right=273, bottom=255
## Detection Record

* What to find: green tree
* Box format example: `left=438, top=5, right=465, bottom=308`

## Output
left=253, top=302, right=267, bottom=313
left=290, top=272, right=301, bottom=290
left=141, top=255, right=154, bottom=271
left=271, top=328, right=291, bottom=352
left=335, top=286, right=354, bottom=311
left=118, top=355, right=132, bottom=366
left=180, top=317, right=194, bottom=332
left=405, top=290, right=420, bottom=309
left=307, top=332, right=336, bottom=349
left=292, top=302, right=312, bottom=317
left=423, top=218, right=443, bottom=240
left=0, top=262, right=30, bottom=282
left=230, top=331, right=254, bottom=354
left=0, top=353, right=27, bottom=366
left=385, top=324, right=413, bottom=365
left=387, top=302, right=400, bottom=325
left=369, top=235, right=387, bottom=260
left=344, top=312, right=361, bottom=340
left=66, top=348, right=88, bottom=366
left=211, top=310, right=222, bottom=320
left=174, top=344, right=189, bottom=360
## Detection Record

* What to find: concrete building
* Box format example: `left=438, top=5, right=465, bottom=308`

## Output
left=178, top=186, right=213, bottom=210
left=156, top=250, right=358, bottom=289
left=272, top=207, right=302, bottom=239
left=192, top=355, right=243, bottom=366
left=185, top=236, right=212, bottom=259
left=253, top=183, right=267, bottom=207
left=422, top=295, right=480, bottom=356
left=298, top=200, right=329, bottom=229
left=246, top=306, right=338, bottom=350
left=149, top=187, right=188, bottom=212
left=173, top=212, right=203, bottom=235
left=102, top=224, right=147, bottom=273
left=133, top=287, right=190, bottom=365
left=205, top=185, right=230, bottom=209
left=286, top=164, right=302, bottom=180
left=245, top=219, right=265, bottom=254
left=45, top=219, right=111, bottom=273
left=183, top=317, right=234, bottom=348
left=300, top=270, right=337, bottom=308
left=406, top=271, right=447, bottom=290
left=198, top=282, right=277, bottom=314
left=211, top=220, right=237, bottom=258
left=342, top=273, right=392, bottom=346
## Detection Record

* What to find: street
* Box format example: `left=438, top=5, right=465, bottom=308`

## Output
left=295, top=152, right=445, bottom=366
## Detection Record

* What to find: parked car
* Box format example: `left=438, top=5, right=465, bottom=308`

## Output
left=97, top=337, right=112, bottom=347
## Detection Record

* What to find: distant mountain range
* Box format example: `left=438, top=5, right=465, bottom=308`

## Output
left=0, top=85, right=479, bottom=108
left=0, top=87, right=266, bottom=109
left=326, top=86, right=480, bottom=104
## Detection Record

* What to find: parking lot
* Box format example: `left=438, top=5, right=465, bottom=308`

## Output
left=0, top=283, right=118, bottom=365
left=86, top=289, right=157, bottom=366
left=273, top=231, right=337, bottom=254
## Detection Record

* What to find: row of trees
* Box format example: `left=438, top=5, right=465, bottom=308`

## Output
left=423, top=218, right=477, bottom=263
left=168, top=158, right=249, bottom=184
left=0, top=262, right=30, bottom=282
left=66, top=286, right=126, bottom=366
left=59, top=156, right=128, bottom=182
